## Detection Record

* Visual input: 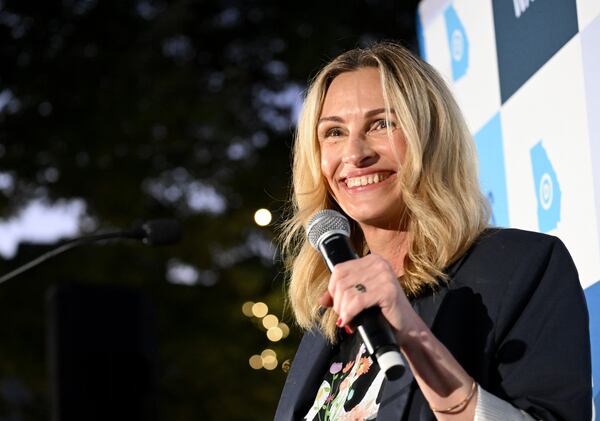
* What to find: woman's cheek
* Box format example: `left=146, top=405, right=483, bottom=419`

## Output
left=320, top=158, right=338, bottom=191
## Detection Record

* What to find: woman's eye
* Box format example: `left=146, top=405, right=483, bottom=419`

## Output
left=325, top=127, right=343, bottom=137
left=372, top=119, right=395, bottom=130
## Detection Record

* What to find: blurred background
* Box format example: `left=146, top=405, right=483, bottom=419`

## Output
left=0, top=0, right=419, bottom=419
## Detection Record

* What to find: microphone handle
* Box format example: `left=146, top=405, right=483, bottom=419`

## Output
left=319, top=234, right=405, bottom=380
left=317, top=234, right=358, bottom=271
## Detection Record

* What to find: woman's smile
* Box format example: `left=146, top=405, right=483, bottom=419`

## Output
left=343, top=171, right=393, bottom=189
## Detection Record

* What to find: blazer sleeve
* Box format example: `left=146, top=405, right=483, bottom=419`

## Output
left=491, top=235, right=591, bottom=421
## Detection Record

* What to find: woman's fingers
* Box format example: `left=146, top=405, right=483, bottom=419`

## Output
left=326, top=255, right=402, bottom=329
left=318, top=291, right=333, bottom=307
left=337, top=284, right=376, bottom=326
left=330, top=262, right=362, bottom=317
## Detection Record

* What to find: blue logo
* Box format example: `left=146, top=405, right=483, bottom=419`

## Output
left=444, top=5, right=469, bottom=81
left=584, top=282, right=600, bottom=410
left=530, top=141, right=561, bottom=232
left=474, top=113, right=509, bottom=227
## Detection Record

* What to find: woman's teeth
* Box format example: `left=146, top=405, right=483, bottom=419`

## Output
left=345, top=173, right=389, bottom=188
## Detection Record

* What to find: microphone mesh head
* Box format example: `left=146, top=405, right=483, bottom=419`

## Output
left=306, top=209, right=351, bottom=249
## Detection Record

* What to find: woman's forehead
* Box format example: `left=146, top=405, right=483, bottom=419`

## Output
left=320, top=68, right=385, bottom=117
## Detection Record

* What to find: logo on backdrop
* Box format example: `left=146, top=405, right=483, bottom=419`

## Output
left=492, top=0, right=578, bottom=103
left=530, top=141, right=561, bottom=232
left=513, top=0, right=535, bottom=18
left=444, top=5, right=469, bottom=81
left=474, top=114, right=509, bottom=227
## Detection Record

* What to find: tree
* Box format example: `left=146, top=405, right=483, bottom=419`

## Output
left=0, top=0, right=418, bottom=419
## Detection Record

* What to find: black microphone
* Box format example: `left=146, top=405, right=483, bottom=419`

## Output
left=307, top=209, right=405, bottom=380
left=123, top=219, right=183, bottom=246
left=0, top=219, right=183, bottom=285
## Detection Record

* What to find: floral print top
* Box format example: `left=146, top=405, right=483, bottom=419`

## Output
left=304, top=331, right=385, bottom=420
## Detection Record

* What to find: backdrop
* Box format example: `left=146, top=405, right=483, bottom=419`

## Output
left=417, top=0, right=600, bottom=414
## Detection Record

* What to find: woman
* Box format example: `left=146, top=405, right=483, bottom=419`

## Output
left=275, top=42, right=591, bottom=420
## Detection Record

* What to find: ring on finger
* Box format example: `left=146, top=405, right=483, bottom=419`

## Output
left=354, top=283, right=367, bottom=293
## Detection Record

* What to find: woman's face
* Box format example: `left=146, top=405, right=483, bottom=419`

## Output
left=318, top=67, right=407, bottom=229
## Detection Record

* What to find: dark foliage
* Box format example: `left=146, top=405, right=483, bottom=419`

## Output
left=0, top=0, right=418, bottom=419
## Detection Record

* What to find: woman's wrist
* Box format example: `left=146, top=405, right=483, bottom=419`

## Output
left=430, top=379, right=477, bottom=414
left=394, top=307, right=430, bottom=347
left=397, top=319, right=477, bottom=418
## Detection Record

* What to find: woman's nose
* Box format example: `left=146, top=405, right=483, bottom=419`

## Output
left=341, top=134, right=376, bottom=167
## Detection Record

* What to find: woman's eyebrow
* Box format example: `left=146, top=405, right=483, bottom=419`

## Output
left=364, top=108, right=395, bottom=118
left=317, top=108, right=395, bottom=126
left=317, top=116, right=343, bottom=125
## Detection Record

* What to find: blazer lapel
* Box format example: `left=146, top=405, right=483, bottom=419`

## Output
left=274, top=328, right=334, bottom=421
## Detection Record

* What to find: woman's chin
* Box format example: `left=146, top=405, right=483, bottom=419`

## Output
left=344, top=208, right=404, bottom=231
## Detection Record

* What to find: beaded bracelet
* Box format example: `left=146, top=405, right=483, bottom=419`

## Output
left=430, top=379, right=477, bottom=414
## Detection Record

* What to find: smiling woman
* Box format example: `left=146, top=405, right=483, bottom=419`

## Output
left=275, top=42, right=591, bottom=421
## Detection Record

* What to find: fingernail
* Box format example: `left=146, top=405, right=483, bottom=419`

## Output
left=344, top=325, right=353, bottom=335
left=336, top=318, right=342, bottom=326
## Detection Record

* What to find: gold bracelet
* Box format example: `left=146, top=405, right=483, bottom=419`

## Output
left=430, top=379, right=477, bottom=414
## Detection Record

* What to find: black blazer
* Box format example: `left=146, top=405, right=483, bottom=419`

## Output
left=275, top=229, right=592, bottom=420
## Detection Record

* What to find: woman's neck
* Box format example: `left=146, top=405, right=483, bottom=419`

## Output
left=361, top=225, right=409, bottom=277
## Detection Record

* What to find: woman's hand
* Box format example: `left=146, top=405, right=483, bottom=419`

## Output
left=318, top=253, right=477, bottom=420
left=317, top=253, right=421, bottom=343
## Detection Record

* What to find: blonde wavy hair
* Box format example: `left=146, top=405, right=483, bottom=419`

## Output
left=279, top=42, right=489, bottom=342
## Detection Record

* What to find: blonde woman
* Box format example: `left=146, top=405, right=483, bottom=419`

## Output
left=275, top=43, right=590, bottom=420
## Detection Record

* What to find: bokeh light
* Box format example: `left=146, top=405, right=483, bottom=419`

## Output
left=251, top=302, right=268, bottom=318
left=249, top=355, right=263, bottom=370
left=266, top=326, right=283, bottom=342
left=261, top=348, right=278, bottom=370
left=262, top=352, right=278, bottom=370
left=254, top=208, right=272, bottom=226
left=278, top=322, right=290, bottom=338
left=262, top=314, right=279, bottom=329
left=261, top=348, right=276, bottom=359
left=241, top=301, right=254, bottom=317
left=263, top=359, right=278, bottom=370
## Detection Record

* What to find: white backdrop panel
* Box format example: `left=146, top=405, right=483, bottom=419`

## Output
left=500, top=37, right=599, bottom=287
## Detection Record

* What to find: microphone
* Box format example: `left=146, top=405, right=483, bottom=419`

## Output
left=307, top=209, right=405, bottom=380
left=123, top=219, right=183, bottom=246
left=0, top=219, right=183, bottom=285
